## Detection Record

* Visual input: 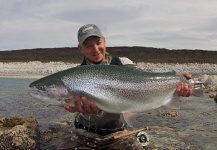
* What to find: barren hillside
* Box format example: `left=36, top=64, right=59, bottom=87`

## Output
left=0, top=47, right=216, bottom=64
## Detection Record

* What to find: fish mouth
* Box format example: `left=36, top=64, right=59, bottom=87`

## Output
left=28, top=88, right=62, bottom=106
left=28, top=89, right=44, bottom=99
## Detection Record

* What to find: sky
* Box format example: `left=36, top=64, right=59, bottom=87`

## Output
left=0, top=0, right=217, bottom=51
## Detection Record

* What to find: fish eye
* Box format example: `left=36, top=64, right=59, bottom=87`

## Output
left=37, top=85, right=45, bottom=91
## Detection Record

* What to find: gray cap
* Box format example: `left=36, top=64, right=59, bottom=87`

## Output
left=77, top=24, right=103, bottom=45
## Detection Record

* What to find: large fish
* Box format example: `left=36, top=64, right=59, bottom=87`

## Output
left=29, top=65, right=191, bottom=126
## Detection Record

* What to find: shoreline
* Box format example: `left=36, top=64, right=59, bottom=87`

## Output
left=0, top=61, right=217, bottom=79
left=0, top=61, right=79, bottom=79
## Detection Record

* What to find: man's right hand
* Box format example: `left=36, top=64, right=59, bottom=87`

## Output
left=64, top=96, right=101, bottom=115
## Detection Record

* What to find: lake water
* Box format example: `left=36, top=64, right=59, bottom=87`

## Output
left=0, top=77, right=217, bottom=149
left=0, top=77, right=75, bottom=121
left=0, top=78, right=34, bottom=99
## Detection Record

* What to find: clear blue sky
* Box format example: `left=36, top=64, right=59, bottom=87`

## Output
left=0, top=0, right=217, bottom=51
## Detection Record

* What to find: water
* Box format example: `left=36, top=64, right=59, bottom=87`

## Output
left=135, top=96, right=217, bottom=150
left=0, top=77, right=75, bottom=122
left=0, top=78, right=34, bottom=99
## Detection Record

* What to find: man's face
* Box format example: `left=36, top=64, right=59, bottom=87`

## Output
left=78, top=36, right=106, bottom=64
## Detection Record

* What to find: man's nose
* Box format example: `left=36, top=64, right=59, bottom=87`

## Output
left=92, top=44, right=99, bottom=52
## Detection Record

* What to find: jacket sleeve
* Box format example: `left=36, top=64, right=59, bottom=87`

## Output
left=119, top=57, right=134, bottom=65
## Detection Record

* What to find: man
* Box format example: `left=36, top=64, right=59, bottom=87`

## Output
left=64, top=24, right=192, bottom=136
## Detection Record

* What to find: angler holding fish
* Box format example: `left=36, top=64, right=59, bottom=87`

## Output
left=64, top=24, right=191, bottom=129
left=29, top=24, right=192, bottom=149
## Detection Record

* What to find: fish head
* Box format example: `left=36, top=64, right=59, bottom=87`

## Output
left=29, top=77, right=69, bottom=106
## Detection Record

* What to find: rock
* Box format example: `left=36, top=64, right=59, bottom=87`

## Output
left=0, top=116, right=38, bottom=150
left=201, top=74, right=209, bottom=86
left=37, top=121, right=72, bottom=150
left=160, top=111, right=178, bottom=117
left=209, top=92, right=217, bottom=98
left=214, top=93, right=217, bottom=103
left=201, top=74, right=217, bottom=97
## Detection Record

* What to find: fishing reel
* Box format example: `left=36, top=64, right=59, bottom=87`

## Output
left=136, top=131, right=150, bottom=147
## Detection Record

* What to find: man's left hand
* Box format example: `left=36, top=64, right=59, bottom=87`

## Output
left=175, top=73, right=192, bottom=97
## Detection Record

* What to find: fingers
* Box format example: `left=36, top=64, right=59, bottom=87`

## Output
left=176, top=82, right=192, bottom=97
left=181, top=83, right=188, bottom=96
left=64, top=96, right=100, bottom=115
left=186, top=89, right=192, bottom=97
left=89, top=101, right=100, bottom=115
left=75, top=98, right=85, bottom=113
left=182, top=73, right=192, bottom=80
left=79, top=97, right=92, bottom=114
left=81, top=97, right=100, bottom=115
left=64, top=104, right=77, bottom=112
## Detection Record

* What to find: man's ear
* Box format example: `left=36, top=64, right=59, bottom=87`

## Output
left=103, top=37, right=106, bottom=44
left=78, top=44, right=83, bottom=53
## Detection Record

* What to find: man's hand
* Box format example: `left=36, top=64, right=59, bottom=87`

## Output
left=175, top=73, right=192, bottom=97
left=64, top=96, right=101, bottom=115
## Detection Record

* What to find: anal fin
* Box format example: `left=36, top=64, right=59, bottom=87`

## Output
left=121, top=112, right=138, bottom=127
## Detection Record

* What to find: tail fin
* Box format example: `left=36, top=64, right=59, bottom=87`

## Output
left=189, top=79, right=204, bottom=97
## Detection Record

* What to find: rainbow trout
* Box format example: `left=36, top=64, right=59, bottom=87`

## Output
left=29, top=65, right=188, bottom=126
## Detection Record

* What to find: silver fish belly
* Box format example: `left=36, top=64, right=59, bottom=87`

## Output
left=29, top=65, right=185, bottom=126
left=29, top=65, right=183, bottom=113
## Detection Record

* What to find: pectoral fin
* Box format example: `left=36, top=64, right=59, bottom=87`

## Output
left=121, top=112, right=138, bottom=127
left=63, top=94, right=77, bottom=107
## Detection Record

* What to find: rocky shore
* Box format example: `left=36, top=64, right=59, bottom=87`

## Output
left=0, top=61, right=79, bottom=78
left=1, top=61, right=217, bottom=78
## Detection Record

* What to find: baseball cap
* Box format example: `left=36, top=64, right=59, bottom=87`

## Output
left=77, top=24, right=103, bottom=45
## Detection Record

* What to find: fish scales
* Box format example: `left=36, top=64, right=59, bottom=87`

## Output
left=29, top=65, right=183, bottom=114
left=29, top=65, right=186, bottom=126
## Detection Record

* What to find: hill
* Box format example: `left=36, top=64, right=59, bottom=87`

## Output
left=0, top=47, right=216, bottom=64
